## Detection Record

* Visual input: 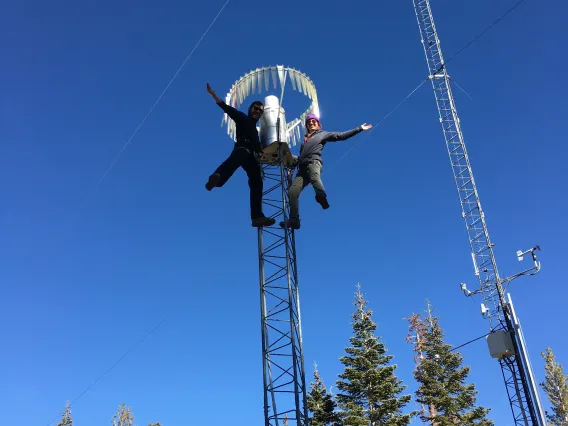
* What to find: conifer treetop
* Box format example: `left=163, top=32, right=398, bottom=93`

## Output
left=112, top=403, right=135, bottom=426
left=307, top=363, right=340, bottom=426
left=540, top=347, right=568, bottom=426
left=408, top=301, right=494, bottom=426
left=56, top=401, right=73, bottom=426
left=336, top=284, right=414, bottom=426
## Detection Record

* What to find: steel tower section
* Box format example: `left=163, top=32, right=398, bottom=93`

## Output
left=257, top=151, right=307, bottom=426
left=221, top=66, right=320, bottom=426
left=411, top=1, right=544, bottom=425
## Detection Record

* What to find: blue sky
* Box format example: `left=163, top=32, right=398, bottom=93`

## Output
left=1, top=0, right=566, bottom=424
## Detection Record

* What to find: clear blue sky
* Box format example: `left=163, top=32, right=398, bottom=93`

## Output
left=1, top=0, right=566, bottom=424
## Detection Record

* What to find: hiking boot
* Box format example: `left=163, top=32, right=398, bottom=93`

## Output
left=315, top=194, right=330, bottom=209
left=205, top=173, right=221, bottom=191
left=252, top=216, right=276, bottom=227
left=279, top=217, right=300, bottom=230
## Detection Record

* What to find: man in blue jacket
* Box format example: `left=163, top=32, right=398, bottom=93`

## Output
left=280, top=113, right=372, bottom=230
left=205, top=83, right=276, bottom=228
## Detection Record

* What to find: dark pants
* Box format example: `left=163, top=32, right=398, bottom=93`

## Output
left=214, top=146, right=264, bottom=219
left=288, top=160, right=326, bottom=220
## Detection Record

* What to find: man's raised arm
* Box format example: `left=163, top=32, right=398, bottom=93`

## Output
left=207, top=82, right=246, bottom=123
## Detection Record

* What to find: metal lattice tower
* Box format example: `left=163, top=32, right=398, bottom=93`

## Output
left=412, top=1, right=546, bottom=425
left=221, top=66, right=320, bottom=426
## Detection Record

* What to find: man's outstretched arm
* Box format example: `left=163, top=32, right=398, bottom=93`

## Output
left=324, top=123, right=373, bottom=142
left=207, top=82, right=246, bottom=123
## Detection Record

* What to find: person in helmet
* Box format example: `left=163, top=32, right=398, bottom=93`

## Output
left=205, top=83, right=275, bottom=228
left=280, top=113, right=372, bottom=229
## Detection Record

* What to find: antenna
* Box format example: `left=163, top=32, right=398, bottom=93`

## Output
left=411, top=1, right=546, bottom=424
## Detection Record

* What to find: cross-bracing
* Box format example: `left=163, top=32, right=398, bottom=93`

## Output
left=257, top=151, right=307, bottom=426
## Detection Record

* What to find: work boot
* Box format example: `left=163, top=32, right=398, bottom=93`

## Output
left=252, top=216, right=276, bottom=227
left=279, top=217, right=300, bottom=230
left=205, top=173, right=221, bottom=191
left=315, top=194, right=330, bottom=209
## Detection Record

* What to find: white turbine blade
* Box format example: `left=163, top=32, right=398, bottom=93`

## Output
left=241, top=80, right=246, bottom=106
left=236, top=80, right=241, bottom=107
left=245, top=74, right=251, bottom=98
left=257, top=70, right=263, bottom=96
left=300, top=74, right=308, bottom=96
left=296, top=73, right=304, bottom=95
left=263, top=67, right=270, bottom=91
left=286, top=120, right=295, bottom=146
left=237, top=83, right=242, bottom=106
left=231, top=89, right=237, bottom=107
left=271, top=67, right=278, bottom=89
left=307, top=80, right=314, bottom=100
left=289, top=70, right=297, bottom=91
left=277, top=65, right=285, bottom=89
left=251, top=70, right=257, bottom=95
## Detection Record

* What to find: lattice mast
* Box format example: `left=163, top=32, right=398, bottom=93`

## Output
left=223, top=66, right=320, bottom=426
left=411, top=1, right=544, bottom=425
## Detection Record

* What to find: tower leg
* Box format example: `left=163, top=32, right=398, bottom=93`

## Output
left=258, top=142, right=307, bottom=426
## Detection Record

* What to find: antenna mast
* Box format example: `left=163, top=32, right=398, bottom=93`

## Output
left=411, top=1, right=546, bottom=424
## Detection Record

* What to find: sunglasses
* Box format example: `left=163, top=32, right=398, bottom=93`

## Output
left=252, top=105, right=264, bottom=113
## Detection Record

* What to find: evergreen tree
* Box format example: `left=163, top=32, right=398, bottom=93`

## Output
left=307, top=363, right=340, bottom=426
left=112, top=403, right=135, bottom=426
left=405, top=313, right=436, bottom=421
left=407, top=301, right=493, bottom=425
left=56, top=401, right=73, bottom=426
left=540, top=347, right=568, bottom=426
left=335, top=284, right=414, bottom=426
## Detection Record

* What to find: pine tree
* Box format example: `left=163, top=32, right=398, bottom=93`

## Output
left=112, top=403, right=135, bottom=426
left=57, top=401, right=73, bottom=426
left=405, top=313, right=437, bottom=421
left=540, top=347, right=568, bottom=426
left=307, top=363, right=340, bottom=426
left=407, top=301, right=493, bottom=425
left=335, top=284, right=414, bottom=426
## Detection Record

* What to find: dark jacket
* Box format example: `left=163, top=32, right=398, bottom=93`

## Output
left=297, top=127, right=363, bottom=166
left=217, top=101, right=261, bottom=153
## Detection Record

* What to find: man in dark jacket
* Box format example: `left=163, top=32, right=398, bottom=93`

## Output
left=205, top=83, right=275, bottom=228
left=280, top=113, right=372, bottom=229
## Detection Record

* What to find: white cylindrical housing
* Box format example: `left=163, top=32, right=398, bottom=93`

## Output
left=259, top=95, right=287, bottom=148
